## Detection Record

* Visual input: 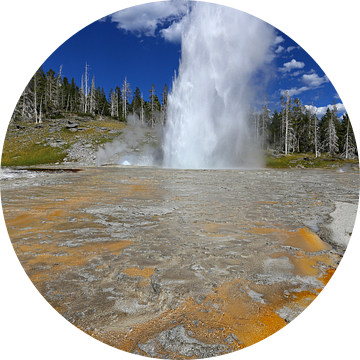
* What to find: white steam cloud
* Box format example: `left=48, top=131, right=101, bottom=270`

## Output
left=163, top=2, right=276, bottom=169
left=97, top=115, right=163, bottom=167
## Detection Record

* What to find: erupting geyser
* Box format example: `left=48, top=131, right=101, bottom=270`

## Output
left=163, top=2, right=276, bottom=169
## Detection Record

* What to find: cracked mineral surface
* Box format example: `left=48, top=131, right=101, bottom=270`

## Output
left=1, top=166, right=358, bottom=358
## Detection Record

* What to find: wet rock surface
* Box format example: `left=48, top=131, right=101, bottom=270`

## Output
left=1, top=166, right=358, bottom=358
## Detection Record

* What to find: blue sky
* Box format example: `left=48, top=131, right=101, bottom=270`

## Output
left=42, top=1, right=344, bottom=118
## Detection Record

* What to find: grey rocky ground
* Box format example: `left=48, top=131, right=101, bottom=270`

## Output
left=1, top=163, right=358, bottom=358
left=61, top=124, right=160, bottom=167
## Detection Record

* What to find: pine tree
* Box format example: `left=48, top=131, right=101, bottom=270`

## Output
left=62, top=76, right=70, bottom=112
left=149, top=84, right=156, bottom=127
left=102, top=88, right=108, bottom=117
left=268, top=110, right=281, bottom=149
left=324, top=102, right=339, bottom=155
left=342, top=113, right=357, bottom=159
left=33, top=67, right=43, bottom=123
left=44, top=69, right=61, bottom=115
left=21, top=83, right=34, bottom=120
left=80, top=74, right=85, bottom=113
left=140, top=93, right=145, bottom=126
left=260, top=94, right=270, bottom=148
left=131, top=87, right=142, bottom=116
left=161, top=84, right=168, bottom=126
left=89, top=75, right=96, bottom=116
left=109, top=89, right=118, bottom=118
left=292, top=98, right=305, bottom=152
left=55, top=65, right=63, bottom=110
left=13, top=80, right=34, bottom=121
left=69, top=77, right=80, bottom=113
left=284, top=92, right=296, bottom=154
left=115, top=86, right=122, bottom=120
left=253, top=112, right=261, bottom=144
left=307, top=105, right=320, bottom=157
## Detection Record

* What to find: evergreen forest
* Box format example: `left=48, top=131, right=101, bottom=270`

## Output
left=11, top=64, right=358, bottom=160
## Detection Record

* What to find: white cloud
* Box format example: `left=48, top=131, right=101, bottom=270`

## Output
left=304, top=103, right=346, bottom=117
left=301, top=73, right=329, bottom=88
left=286, top=46, right=297, bottom=52
left=329, top=102, right=346, bottom=113
left=274, top=36, right=284, bottom=45
left=159, top=15, right=186, bottom=42
left=109, top=1, right=187, bottom=40
left=280, top=70, right=330, bottom=97
left=290, top=70, right=304, bottom=77
left=280, top=86, right=309, bottom=97
left=275, top=44, right=301, bottom=54
left=279, top=59, right=305, bottom=72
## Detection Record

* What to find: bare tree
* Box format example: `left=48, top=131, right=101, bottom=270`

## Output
left=18, top=82, right=34, bottom=121
left=84, top=62, right=89, bottom=113
left=306, top=104, right=320, bottom=157
left=149, top=84, right=156, bottom=128
left=80, top=75, right=85, bottom=113
left=283, top=91, right=296, bottom=154
left=140, top=93, right=145, bottom=126
left=284, top=91, right=290, bottom=155
left=110, top=89, right=118, bottom=117
left=252, top=112, right=260, bottom=144
left=55, top=65, right=63, bottom=109
left=312, top=106, right=320, bottom=157
left=324, top=102, right=339, bottom=155
left=39, top=95, right=43, bottom=123
left=280, top=95, right=285, bottom=150
left=79, top=62, right=90, bottom=113
left=260, top=93, right=270, bottom=147
left=33, top=69, right=39, bottom=123
left=122, top=77, right=131, bottom=119
left=45, top=70, right=53, bottom=107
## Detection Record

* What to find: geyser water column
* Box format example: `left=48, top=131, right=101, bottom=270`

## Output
left=163, top=2, right=275, bottom=169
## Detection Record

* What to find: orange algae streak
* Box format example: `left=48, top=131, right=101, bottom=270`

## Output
left=115, top=280, right=288, bottom=354
left=319, top=268, right=335, bottom=285
left=206, top=281, right=287, bottom=348
left=123, top=267, right=155, bottom=278
left=247, top=227, right=278, bottom=235
left=248, top=226, right=332, bottom=253
left=286, top=228, right=332, bottom=252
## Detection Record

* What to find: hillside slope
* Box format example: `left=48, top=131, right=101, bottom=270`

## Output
left=2, top=115, right=127, bottom=167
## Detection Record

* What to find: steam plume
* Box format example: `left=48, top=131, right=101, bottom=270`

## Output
left=163, top=2, right=276, bottom=169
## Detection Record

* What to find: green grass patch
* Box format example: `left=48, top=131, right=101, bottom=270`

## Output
left=1, top=145, right=66, bottom=166
left=266, top=152, right=359, bottom=169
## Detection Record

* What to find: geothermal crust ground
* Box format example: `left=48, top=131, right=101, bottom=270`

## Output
left=1, top=164, right=358, bottom=358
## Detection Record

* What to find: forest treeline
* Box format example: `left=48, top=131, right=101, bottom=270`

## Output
left=253, top=93, right=357, bottom=159
left=12, top=63, right=168, bottom=128
left=12, top=64, right=357, bottom=159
